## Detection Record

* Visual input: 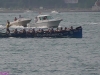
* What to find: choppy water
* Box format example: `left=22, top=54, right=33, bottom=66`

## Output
left=0, top=12, right=100, bottom=75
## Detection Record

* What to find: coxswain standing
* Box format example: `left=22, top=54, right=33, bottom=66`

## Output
left=6, top=20, right=11, bottom=34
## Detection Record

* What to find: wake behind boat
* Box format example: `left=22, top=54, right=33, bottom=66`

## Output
left=51, top=10, right=59, bottom=14
left=34, top=14, right=62, bottom=28
left=10, top=17, right=31, bottom=27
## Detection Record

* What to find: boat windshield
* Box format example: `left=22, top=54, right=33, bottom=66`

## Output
left=39, top=16, right=53, bottom=20
left=47, top=16, right=53, bottom=19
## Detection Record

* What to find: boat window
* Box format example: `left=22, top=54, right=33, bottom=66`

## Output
left=39, top=16, right=53, bottom=20
left=43, top=16, right=47, bottom=20
left=47, top=16, right=53, bottom=19
left=39, top=17, right=43, bottom=20
left=39, top=16, right=47, bottom=20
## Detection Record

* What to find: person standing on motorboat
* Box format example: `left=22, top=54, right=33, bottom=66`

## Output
left=35, top=17, right=38, bottom=23
left=19, top=15, right=22, bottom=18
left=14, top=17, right=17, bottom=21
left=6, top=20, right=11, bottom=34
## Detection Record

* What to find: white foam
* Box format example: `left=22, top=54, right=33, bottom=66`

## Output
left=36, top=26, right=48, bottom=28
left=0, top=25, right=5, bottom=28
left=89, top=22, right=98, bottom=25
left=10, top=25, right=24, bottom=28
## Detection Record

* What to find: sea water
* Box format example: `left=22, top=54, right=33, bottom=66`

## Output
left=0, top=12, right=100, bottom=75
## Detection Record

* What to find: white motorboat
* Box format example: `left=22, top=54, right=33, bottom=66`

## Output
left=51, top=10, right=59, bottom=14
left=92, top=0, right=100, bottom=11
left=10, top=18, right=31, bottom=27
left=34, top=14, right=62, bottom=28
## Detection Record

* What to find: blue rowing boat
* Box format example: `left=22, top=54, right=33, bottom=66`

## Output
left=0, top=26, right=82, bottom=38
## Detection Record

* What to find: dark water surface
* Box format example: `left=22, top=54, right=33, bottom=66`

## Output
left=0, top=12, right=100, bottom=75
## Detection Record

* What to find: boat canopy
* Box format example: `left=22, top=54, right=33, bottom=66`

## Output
left=37, top=15, right=53, bottom=21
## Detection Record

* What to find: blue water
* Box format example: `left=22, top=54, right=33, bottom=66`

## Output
left=0, top=12, right=100, bottom=75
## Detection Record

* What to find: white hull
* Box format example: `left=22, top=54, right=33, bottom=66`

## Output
left=51, top=11, right=59, bottom=14
left=10, top=18, right=31, bottom=27
left=35, top=19, right=62, bottom=28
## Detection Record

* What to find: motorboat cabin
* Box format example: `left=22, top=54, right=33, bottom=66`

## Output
left=34, top=14, right=62, bottom=28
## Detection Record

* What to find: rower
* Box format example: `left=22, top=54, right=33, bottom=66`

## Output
left=37, top=29, right=41, bottom=33
left=55, top=28, right=59, bottom=32
left=23, top=29, right=26, bottom=34
left=60, top=27, right=63, bottom=31
left=59, top=27, right=63, bottom=32
left=64, top=27, right=67, bottom=31
left=27, top=29, right=31, bottom=33
left=14, top=29, right=18, bottom=34
left=41, top=29, right=44, bottom=33
left=70, top=26, right=73, bottom=30
left=32, top=28, right=35, bottom=33
left=19, top=15, right=22, bottom=18
left=6, top=20, right=11, bottom=34
left=51, top=28, right=54, bottom=33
